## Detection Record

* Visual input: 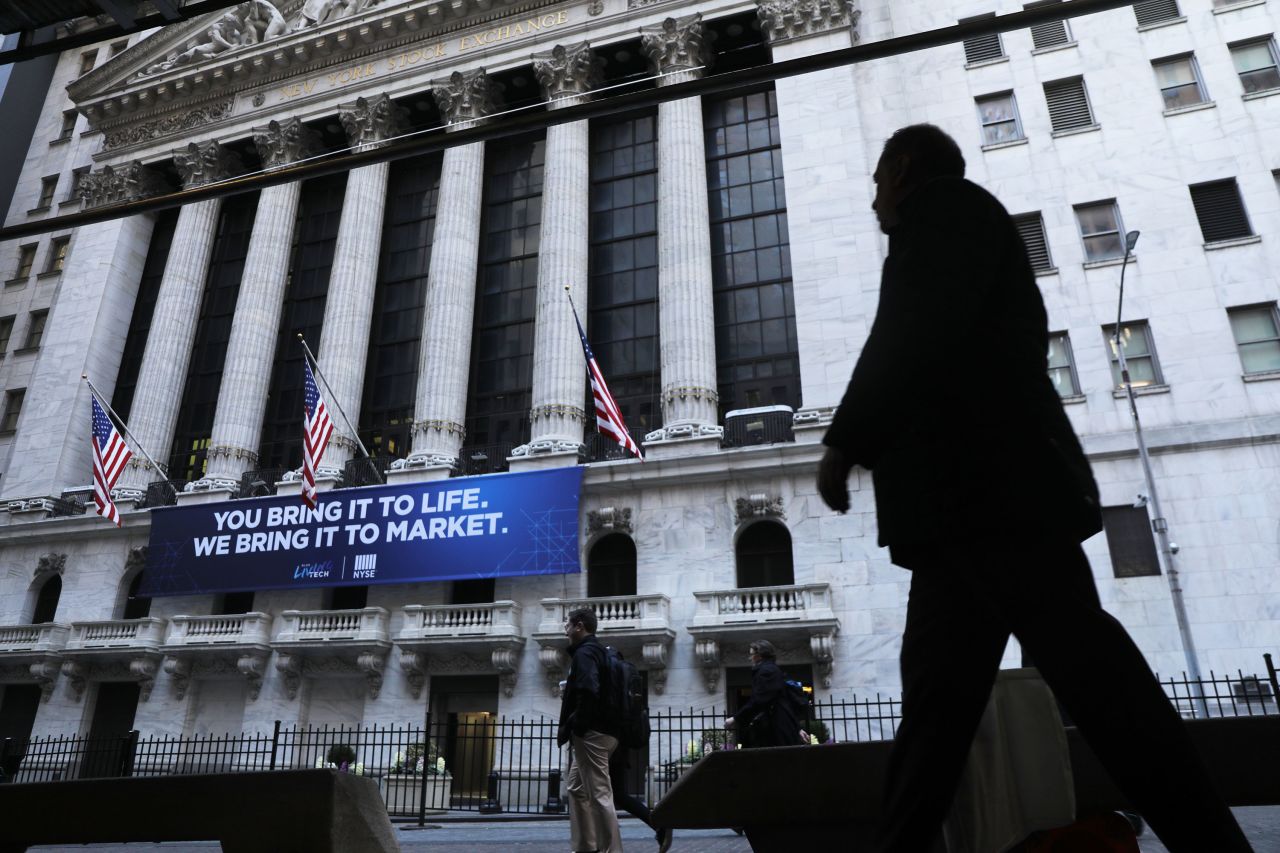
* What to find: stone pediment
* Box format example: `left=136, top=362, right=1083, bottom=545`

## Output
left=68, top=0, right=573, bottom=155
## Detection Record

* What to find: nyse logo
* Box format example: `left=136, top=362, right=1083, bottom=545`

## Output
left=353, top=554, right=378, bottom=579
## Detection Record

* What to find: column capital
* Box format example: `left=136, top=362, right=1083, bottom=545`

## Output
left=431, top=69, right=501, bottom=128
left=533, top=42, right=603, bottom=103
left=641, top=14, right=710, bottom=76
left=252, top=117, right=322, bottom=169
left=79, top=161, right=169, bottom=209
left=757, top=0, right=861, bottom=43
left=172, top=140, right=244, bottom=189
left=338, top=93, right=409, bottom=149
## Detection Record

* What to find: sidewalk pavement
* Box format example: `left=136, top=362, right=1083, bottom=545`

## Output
left=27, top=806, right=1280, bottom=851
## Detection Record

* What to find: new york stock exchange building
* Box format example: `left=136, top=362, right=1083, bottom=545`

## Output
left=0, top=0, right=1279, bottom=808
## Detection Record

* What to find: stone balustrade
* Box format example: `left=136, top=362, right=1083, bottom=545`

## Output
left=165, top=612, right=273, bottom=647
left=399, top=601, right=522, bottom=640
left=690, top=583, right=835, bottom=626
left=395, top=601, right=526, bottom=700
left=0, top=623, right=70, bottom=654
left=66, top=617, right=167, bottom=650
left=532, top=594, right=675, bottom=696
left=275, top=607, right=389, bottom=645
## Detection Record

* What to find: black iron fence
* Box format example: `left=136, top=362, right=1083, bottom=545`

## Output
left=2, top=659, right=1274, bottom=821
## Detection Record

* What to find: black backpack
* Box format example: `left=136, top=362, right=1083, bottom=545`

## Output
left=604, top=646, right=650, bottom=749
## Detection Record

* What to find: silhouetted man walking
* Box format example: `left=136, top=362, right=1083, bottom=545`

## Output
left=818, top=123, right=1251, bottom=853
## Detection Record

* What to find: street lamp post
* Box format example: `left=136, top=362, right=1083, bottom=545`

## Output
left=1112, top=231, right=1206, bottom=708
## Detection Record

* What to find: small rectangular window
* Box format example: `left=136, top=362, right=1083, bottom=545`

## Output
left=1189, top=179, right=1253, bottom=243
left=78, top=50, right=97, bottom=77
left=1044, top=77, right=1096, bottom=132
left=46, top=237, right=70, bottom=274
left=1227, top=304, right=1280, bottom=375
left=1014, top=212, right=1053, bottom=272
left=57, top=110, right=77, bottom=141
left=1153, top=55, right=1208, bottom=109
left=109, top=40, right=128, bottom=57
left=0, top=316, right=14, bottom=354
left=1074, top=201, right=1125, bottom=262
left=1, top=388, right=25, bottom=432
left=1103, top=321, right=1163, bottom=388
left=1231, top=39, right=1280, bottom=95
left=976, top=92, right=1025, bottom=145
left=24, top=310, right=48, bottom=350
left=14, top=245, right=37, bottom=279
left=66, top=167, right=89, bottom=203
left=1133, top=0, right=1181, bottom=26
left=1047, top=332, right=1081, bottom=396
left=1102, top=505, right=1162, bottom=578
left=36, top=176, right=58, bottom=209
left=1026, top=1, right=1072, bottom=49
left=961, top=14, right=1005, bottom=64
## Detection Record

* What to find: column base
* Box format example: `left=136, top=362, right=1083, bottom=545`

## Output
left=175, top=486, right=236, bottom=505
left=275, top=470, right=343, bottom=496
left=508, top=448, right=581, bottom=472
left=641, top=425, right=723, bottom=461
left=792, top=406, right=836, bottom=444
left=385, top=463, right=453, bottom=484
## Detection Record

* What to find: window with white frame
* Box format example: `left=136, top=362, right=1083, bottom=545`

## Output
left=1044, top=77, right=1096, bottom=132
left=1231, top=38, right=1280, bottom=95
left=1074, top=201, right=1125, bottom=262
left=1013, top=212, right=1054, bottom=272
left=1189, top=179, right=1253, bottom=243
left=1133, top=0, right=1181, bottom=26
left=1227, top=304, right=1280, bottom=375
left=961, top=13, right=1005, bottom=64
left=1104, top=321, right=1162, bottom=388
left=1026, top=1, right=1072, bottom=49
left=1153, top=55, right=1208, bottom=109
left=1047, top=332, right=1081, bottom=396
left=976, top=92, right=1024, bottom=145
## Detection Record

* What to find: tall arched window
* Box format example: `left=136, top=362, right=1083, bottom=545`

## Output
left=735, top=521, right=794, bottom=589
left=588, top=534, right=637, bottom=598
left=120, top=572, right=152, bottom=620
left=30, top=575, right=62, bottom=624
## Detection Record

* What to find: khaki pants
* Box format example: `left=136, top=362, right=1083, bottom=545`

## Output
left=567, top=730, right=622, bottom=853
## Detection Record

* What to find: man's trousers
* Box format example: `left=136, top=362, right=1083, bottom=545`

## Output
left=568, top=730, right=622, bottom=853
left=874, top=535, right=1252, bottom=853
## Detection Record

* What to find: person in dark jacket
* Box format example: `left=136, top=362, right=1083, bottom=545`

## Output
left=557, top=607, right=623, bottom=853
left=723, top=641, right=803, bottom=749
left=817, top=123, right=1251, bottom=853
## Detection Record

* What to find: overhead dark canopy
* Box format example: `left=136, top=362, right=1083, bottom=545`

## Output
left=0, top=0, right=244, bottom=64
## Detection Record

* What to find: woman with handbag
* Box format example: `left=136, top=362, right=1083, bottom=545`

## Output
left=723, top=640, right=805, bottom=748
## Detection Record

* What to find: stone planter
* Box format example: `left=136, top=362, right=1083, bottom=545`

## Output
left=381, top=773, right=452, bottom=815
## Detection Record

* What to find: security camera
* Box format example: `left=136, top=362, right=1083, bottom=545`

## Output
left=1133, top=493, right=1149, bottom=509
left=1169, top=542, right=1180, bottom=555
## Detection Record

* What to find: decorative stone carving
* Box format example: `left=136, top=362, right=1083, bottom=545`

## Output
left=538, top=644, right=570, bottom=697
left=357, top=651, right=386, bottom=699
left=400, top=650, right=427, bottom=699
left=276, top=653, right=301, bottom=700
left=292, top=0, right=384, bottom=31
left=642, top=641, right=669, bottom=695
left=173, top=141, right=243, bottom=189
left=338, top=93, right=409, bottom=150
left=587, top=507, right=633, bottom=536
left=29, top=661, right=59, bottom=702
left=757, top=0, right=860, bottom=43
left=238, top=652, right=268, bottom=700
left=79, top=162, right=169, bottom=209
left=533, top=42, right=603, bottom=101
left=164, top=656, right=193, bottom=700
left=695, top=638, right=721, bottom=692
left=734, top=494, right=786, bottom=524
left=130, top=657, right=159, bottom=701
left=640, top=15, right=710, bottom=75
left=431, top=69, right=500, bottom=127
left=810, top=633, right=835, bottom=688
left=35, top=553, right=66, bottom=579
left=61, top=660, right=87, bottom=701
left=491, top=646, right=520, bottom=698
left=124, top=546, right=148, bottom=576
left=103, top=100, right=235, bottom=151
left=139, top=1, right=288, bottom=77
left=252, top=117, right=322, bottom=169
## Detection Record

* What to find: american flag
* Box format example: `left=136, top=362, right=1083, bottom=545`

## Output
left=571, top=301, right=643, bottom=461
left=91, top=392, right=132, bottom=526
left=301, top=359, right=334, bottom=509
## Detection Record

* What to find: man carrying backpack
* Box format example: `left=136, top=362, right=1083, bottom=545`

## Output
left=723, top=640, right=806, bottom=748
left=558, top=607, right=623, bottom=853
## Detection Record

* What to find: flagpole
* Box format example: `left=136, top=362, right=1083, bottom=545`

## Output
left=564, top=286, right=644, bottom=462
left=295, top=335, right=383, bottom=484
left=81, top=375, right=167, bottom=479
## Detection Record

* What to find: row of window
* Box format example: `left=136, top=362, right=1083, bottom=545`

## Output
left=8, top=236, right=70, bottom=282
left=1016, top=174, right=1272, bottom=272
left=1047, top=302, right=1280, bottom=399
left=30, top=168, right=90, bottom=214
left=975, top=37, right=1279, bottom=150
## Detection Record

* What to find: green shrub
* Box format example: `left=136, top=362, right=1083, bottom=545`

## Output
left=326, top=743, right=356, bottom=766
left=805, top=718, right=831, bottom=744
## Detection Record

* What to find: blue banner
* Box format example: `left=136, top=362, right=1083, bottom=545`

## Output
left=139, top=467, right=583, bottom=597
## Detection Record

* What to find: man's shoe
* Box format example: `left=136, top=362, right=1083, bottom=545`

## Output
left=655, top=827, right=673, bottom=853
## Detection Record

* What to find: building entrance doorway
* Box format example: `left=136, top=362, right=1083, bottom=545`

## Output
left=428, top=675, right=498, bottom=805
left=724, top=663, right=814, bottom=745
left=82, top=681, right=140, bottom=778
left=0, top=683, right=41, bottom=780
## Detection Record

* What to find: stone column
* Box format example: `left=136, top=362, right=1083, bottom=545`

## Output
left=190, top=118, right=320, bottom=494
left=115, top=142, right=243, bottom=500
left=641, top=15, right=723, bottom=453
left=308, top=94, right=408, bottom=483
left=755, top=0, right=870, bottom=443
left=393, top=70, right=499, bottom=481
left=510, top=43, right=603, bottom=470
